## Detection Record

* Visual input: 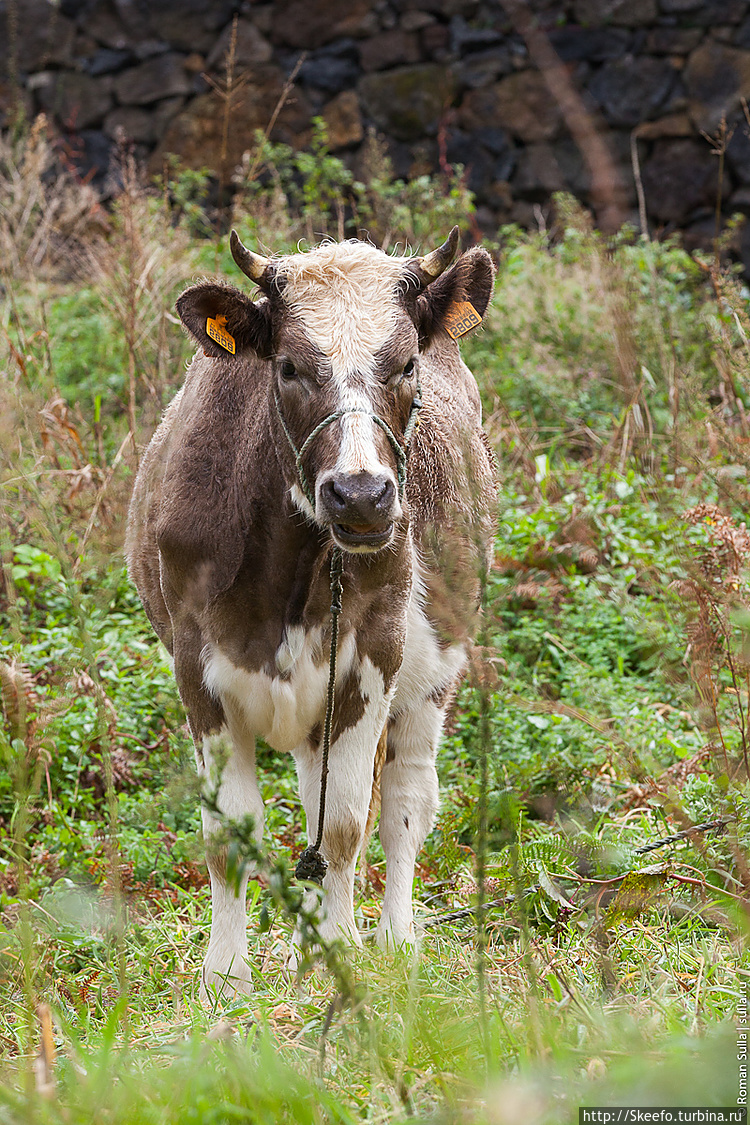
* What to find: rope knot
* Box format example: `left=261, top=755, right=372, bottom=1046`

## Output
left=294, top=845, right=328, bottom=885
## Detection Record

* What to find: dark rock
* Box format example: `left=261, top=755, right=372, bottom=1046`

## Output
left=548, top=26, right=631, bottom=62
left=676, top=1, right=749, bottom=26
left=206, top=19, right=273, bottom=72
left=659, top=0, right=703, bottom=9
left=454, top=46, right=513, bottom=89
left=646, top=27, right=703, bottom=53
left=36, top=70, right=113, bottom=129
left=83, top=48, right=133, bottom=76
left=401, top=11, right=435, bottom=30
left=85, top=3, right=134, bottom=51
left=359, top=30, right=421, bottom=70
left=573, top=0, right=657, bottom=26
left=322, top=89, right=363, bottom=147
left=640, top=137, right=722, bottom=223
left=445, top=127, right=514, bottom=200
left=133, top=40, right=172, bottom=61
left=513, top=139, right=593, bottom=198
left=114, top=53, right=193, bottom=106
left=358, top=64, right=454, bottom=141
left=684, top=41, right=750, bottom=132
left=420, top=22, right=451, bottom=58
left=475, top=125, right=513, bottom=156
left=104, top=104, right=154, bottom=143
left=67, top=128, right=113, bottom=190
left=1, top=0, right=76, bottom=75
left=150, top=67, right=313, bottom=173
left=726, top=115, right=750, bottom=182
left=736, top=16, right=750, bottom=48
left=299, top=55, right=361, bottom=93
left=588, top=55, right=676, bottom=126
left=270, top=0, right=376, bottom=49
left=449, top=16, right=502, bottom=53
left=459, top=71, right=563, bottom=142
left=147, top=1, right=237, bottom=54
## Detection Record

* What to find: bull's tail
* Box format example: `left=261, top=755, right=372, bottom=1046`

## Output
left=359, top=724, right=388, bottom=883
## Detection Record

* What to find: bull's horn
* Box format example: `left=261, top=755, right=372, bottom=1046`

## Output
left=230, top=230, right=276, bottom=292
left=414, top=226, right=460, bottom=285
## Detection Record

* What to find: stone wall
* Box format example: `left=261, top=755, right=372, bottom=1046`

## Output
left=3, top=0, right=750, bottom=260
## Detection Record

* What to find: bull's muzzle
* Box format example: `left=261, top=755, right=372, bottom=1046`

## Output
left=319, top=472, right=398, bottom=551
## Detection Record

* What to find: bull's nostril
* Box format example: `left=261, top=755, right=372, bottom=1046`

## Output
left=374, top=478, right=394, bottom=510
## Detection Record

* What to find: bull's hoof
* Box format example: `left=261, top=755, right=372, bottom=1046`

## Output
left=373, top=918, right=415, bottom=950
left=199, top=953, right=253, bottom=1008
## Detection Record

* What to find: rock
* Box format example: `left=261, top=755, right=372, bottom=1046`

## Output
left=133, top=41, right=172, bottom=61
left=588, top=56, right=676, bottom=126
left=114, top=53, right=193, bottom=106
left=270, top=0, right=376, bottom=50
left=459, top=71, right=563, bottom=142
left=640, top=138, right=721, bottom=223
left=449, top=16, right=502, bottom=53
left=633, top=111, right=693, bottom=138
left=1, top=0, right=76, bottom=74
left=549, top=26, right=631, bottom=62
left=322, top=89, right=363, bottom=148
left=85, top=3, right=135, bottom=51
left=299, top=54, right=361, bottom=94
left=573, top=0, right=657, bottom=26
left=206, top=19, right=273, bottom=72
left=401, top=11, right=435, bottom=31
left=684, top=41, right=750, bottom=133
left=646, top=28, right=703, bottom=54
left=150, top=68, right=312, bottom=173
left=36, top=71, right=114, bottom=129
left=736, top=17, right=750, bottom=48
left=104, top=104, right=154, bottom=142
left=454, top=47, right=513, bottom=89
left=183, top=53, right=206, bottom=75
left=445, top=127, right=515, bottom=200
left=659, top=0, right=705, bottom=10
left=420, top=23, right=451, bottom=58
left=726, top=115, right=750, bottom=182
left=513, top=143, right=569, bottom=196
left=68, top=128, right=114, bottom=191
left=358, top=64, right=454, bottom=141
left=83, top=47, right=134, bottom=76
left=359, top=30, right=421, bottom=71
left=681, top=1, right=750, bottom=25
left=148, top=2, right=237, bottom=54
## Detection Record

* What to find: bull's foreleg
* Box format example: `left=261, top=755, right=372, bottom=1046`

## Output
left=292, top=661, right=392, bottom=948
left=198, top=702, right=264, bottom=1004
left=374, top=698, right=443, bottom=948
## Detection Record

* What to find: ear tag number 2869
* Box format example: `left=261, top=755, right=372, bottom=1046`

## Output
left=444, top=301, right=482, bottom=340
left=206, top=315, right=236, bottom=354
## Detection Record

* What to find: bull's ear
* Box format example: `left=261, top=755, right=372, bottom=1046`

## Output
left=176, top=281, right=274, bottom=359
left=412, top=248, right=495, bottom=349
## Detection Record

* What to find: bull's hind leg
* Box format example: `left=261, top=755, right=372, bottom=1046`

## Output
left=374, top=695, right=446, bottom=948
left=197, top=699, right=264, bottom=1003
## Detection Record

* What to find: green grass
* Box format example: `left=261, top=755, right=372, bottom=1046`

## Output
left=0, top=152, right=748, bottom=1121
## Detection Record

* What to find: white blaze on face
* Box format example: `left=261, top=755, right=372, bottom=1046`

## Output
left=282, top=241, right=408, bottom=484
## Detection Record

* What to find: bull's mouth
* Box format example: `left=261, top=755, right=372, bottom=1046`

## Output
left=333, top=521, right=394, bottom=550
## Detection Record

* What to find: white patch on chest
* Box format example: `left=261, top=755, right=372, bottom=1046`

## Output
left=392, top=559, right=466, bottom=715
left=202, top=627, right=357, bottom=755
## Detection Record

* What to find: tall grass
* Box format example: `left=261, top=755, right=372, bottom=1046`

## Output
left=0, top=114, right=748, bottom=1122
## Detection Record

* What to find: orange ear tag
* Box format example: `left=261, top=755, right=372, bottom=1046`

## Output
left=444, top=300, right=482, bottom=340
left=206, top=314, right=236, bottom=354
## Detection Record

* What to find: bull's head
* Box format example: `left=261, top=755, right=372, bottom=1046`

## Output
left=176, top=231, right=494, bottom=554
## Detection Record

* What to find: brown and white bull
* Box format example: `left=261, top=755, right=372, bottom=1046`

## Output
left=126, top=228, right=496, bottom=998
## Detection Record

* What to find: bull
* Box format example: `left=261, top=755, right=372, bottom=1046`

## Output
left=126, top=228, right=496, bottom=998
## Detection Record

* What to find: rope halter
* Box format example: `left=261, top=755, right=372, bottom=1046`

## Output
left=273, top=381, right=423, bottom=513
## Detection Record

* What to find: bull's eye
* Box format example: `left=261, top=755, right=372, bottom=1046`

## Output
left=280, top=359, right=297, bottom=380
left=402, top=358, right=415, bottom=377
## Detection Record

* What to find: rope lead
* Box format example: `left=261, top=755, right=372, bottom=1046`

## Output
left=294, top=547, right=344, bottom=886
